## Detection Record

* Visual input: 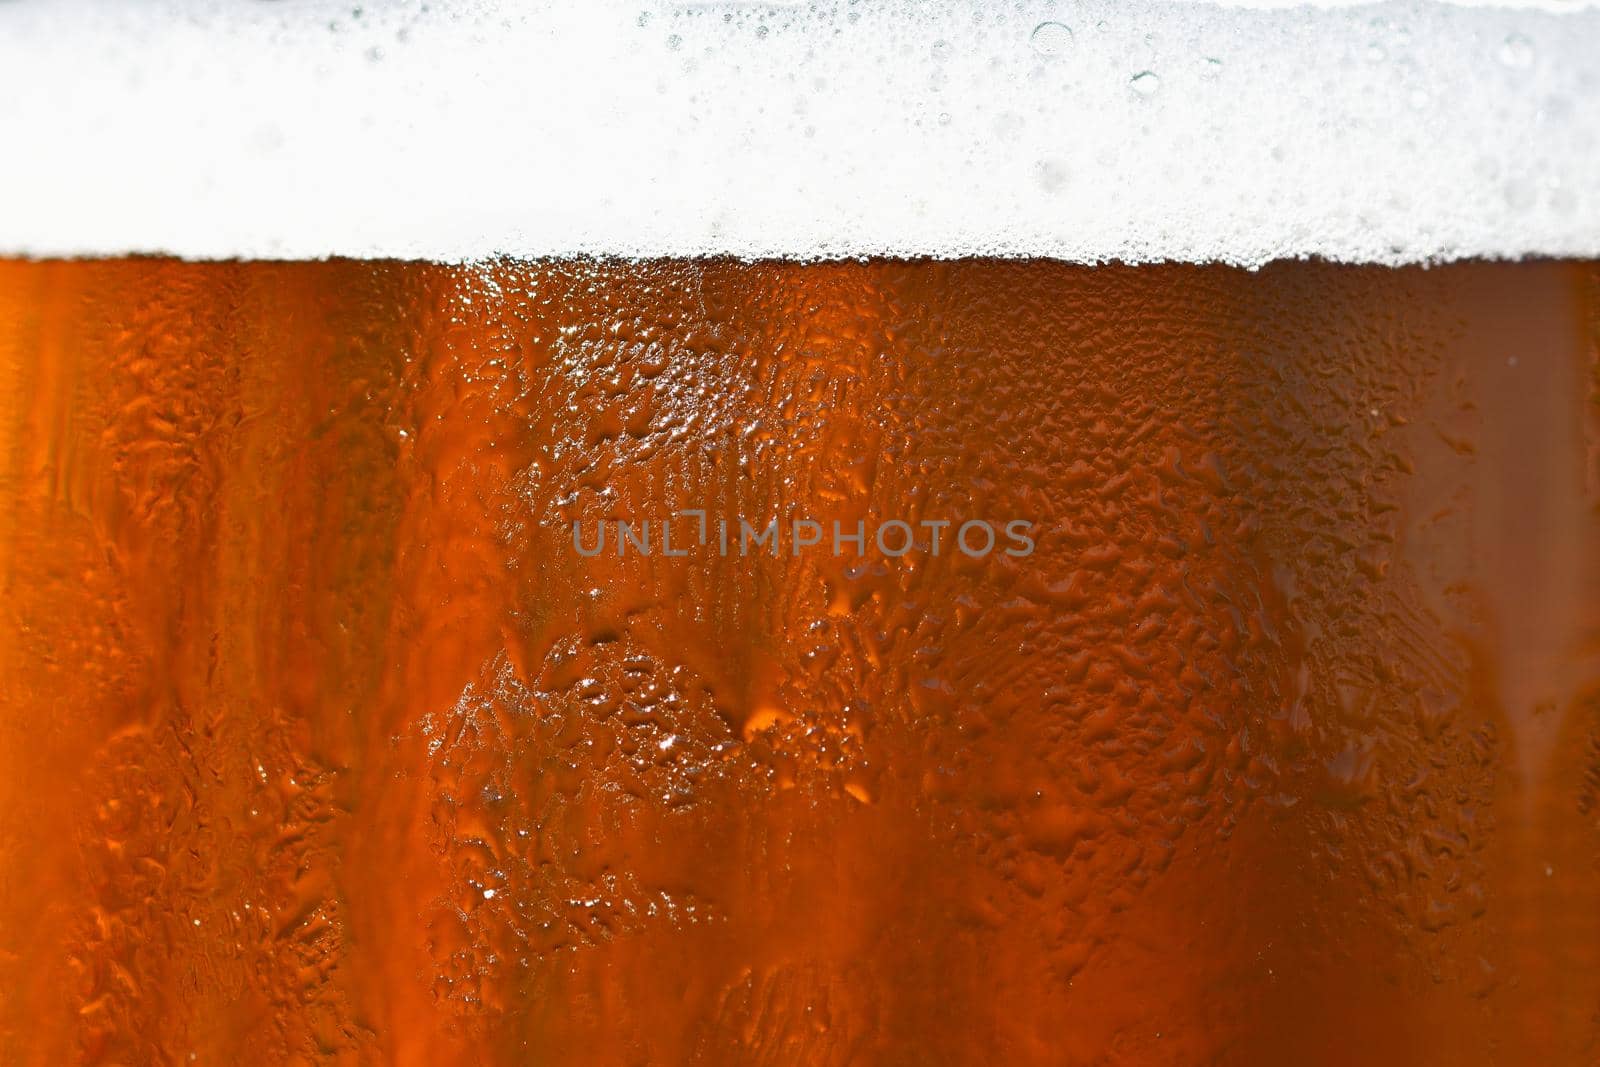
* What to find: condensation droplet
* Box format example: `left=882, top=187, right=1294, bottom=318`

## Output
left=1130, top=70, right=1160, bottom=97
left=1030, top=21, right=1074, bottom=57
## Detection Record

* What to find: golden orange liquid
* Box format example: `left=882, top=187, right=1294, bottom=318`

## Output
left=1, top=258, right=1598, bottom=1065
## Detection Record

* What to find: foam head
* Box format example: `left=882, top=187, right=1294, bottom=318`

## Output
left=1, top=0, right=1596, bottom=264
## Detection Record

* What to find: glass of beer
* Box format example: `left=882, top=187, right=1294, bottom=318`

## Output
left=1, top=2, right=1597, bottom=1064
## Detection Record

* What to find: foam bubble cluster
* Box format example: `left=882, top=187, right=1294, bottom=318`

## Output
left=0, top=0, right=1596, bottom=265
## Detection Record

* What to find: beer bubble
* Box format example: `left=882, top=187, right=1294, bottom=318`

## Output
left=1129, top=70, right=1160, bottom=97
left=1503, top=178, right=1536, bottom=211
left=1030, top=21, right=1073, bottom=57
left=1035, top=158, right=1070, bottom=193
left=1496, top=33, right=1534, bottom=69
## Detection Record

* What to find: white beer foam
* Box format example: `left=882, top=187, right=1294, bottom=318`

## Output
left=0, top=0, right=1596, bottom=265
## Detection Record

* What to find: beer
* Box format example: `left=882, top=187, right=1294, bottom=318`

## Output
left=2, top=2, right=1599, bottom=1066
left=2, top=257, right=1598, bottom=1065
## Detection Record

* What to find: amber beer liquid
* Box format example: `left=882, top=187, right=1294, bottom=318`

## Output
left=1, top=258, right=1597, bottom=1066
left=5, top=0, right=1600, bottom=1063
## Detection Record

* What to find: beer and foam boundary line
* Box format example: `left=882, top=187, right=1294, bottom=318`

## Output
left=1, top=0, right=1597, bottom=266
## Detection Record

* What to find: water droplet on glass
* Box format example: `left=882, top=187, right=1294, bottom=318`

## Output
left=1031, top=22, right=1074, bottom=57
left=1130, top=71, right=1160, bottom=97
left=1497, top=33, right=1534, bottom=69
